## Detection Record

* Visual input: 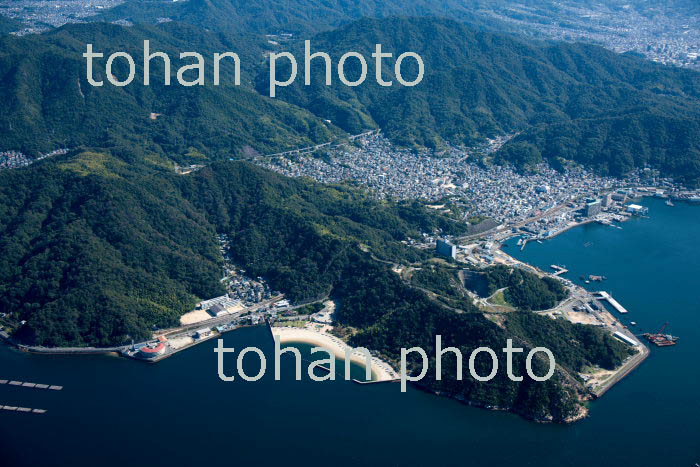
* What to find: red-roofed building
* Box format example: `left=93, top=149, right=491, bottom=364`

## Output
left=137, top=342, right=166, bottom=360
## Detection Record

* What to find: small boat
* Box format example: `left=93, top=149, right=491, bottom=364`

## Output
left=666, top=199, right=675, bottom=207
left=630, top=321, right=637, bottom=326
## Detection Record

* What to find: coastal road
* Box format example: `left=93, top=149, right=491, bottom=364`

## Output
left=14, top=296, right=286, bottom=356
left=593, top=343, right=650, bottom=397
left=157, top=296, right=285, bottom=338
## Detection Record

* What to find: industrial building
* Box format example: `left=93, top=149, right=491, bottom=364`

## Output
left=200, top=295, right=242, bottom=315
left=436, top=239, right=457, bottom=259
left=602, top=194, right=612, bottom=207
left=208, top=304, right=228, bottom=317
left=613, top=331, right=639, bottom=347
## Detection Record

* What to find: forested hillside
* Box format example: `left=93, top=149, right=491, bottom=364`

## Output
left=0, top=22, right=340, bottom=158
left=483, top=265, right=569, bottom=311
left=0, top=152, right=460, bottom=345
left=0, top=153, right=226, bottom=346
left=93, top=0, right=509, bottom=35
left=337, top=259, right=631, bottom=422
left=177, top=161, right=464, bottom=300
left=0, top=14, right=21, bottom=34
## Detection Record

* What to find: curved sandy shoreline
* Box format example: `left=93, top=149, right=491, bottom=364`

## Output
left=270, top=326, right=398, bottom=382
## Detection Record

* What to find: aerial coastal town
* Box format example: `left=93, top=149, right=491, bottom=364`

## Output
left=257, top=132, right=698, bottom=227
left=254, top=130, right=696, bottom=394
left=0, top=0, right=698, bottom=417
left=258, top=133, right=623, bottom=224
left=3, top=126, right=694, bottom=398
left=1, top=1, right=699, bottom=465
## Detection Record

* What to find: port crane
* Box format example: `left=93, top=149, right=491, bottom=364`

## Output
left=643, top=322, right=679, bottom=347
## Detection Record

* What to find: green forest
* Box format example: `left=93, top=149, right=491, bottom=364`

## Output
left=336, top=259, right=631, bottom=422
left=0, top=14, right=22, bottom=34
left=0, top=22, right=341, bottom=158
left=0, top=152, right=459, bottom=345
left=482, top=265, right=570, bottom=311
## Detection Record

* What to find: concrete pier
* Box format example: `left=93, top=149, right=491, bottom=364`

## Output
left=594, top=291, right=629, bottom=314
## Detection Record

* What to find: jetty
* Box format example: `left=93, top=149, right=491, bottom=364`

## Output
left=594, top=291, right=629, bottom=314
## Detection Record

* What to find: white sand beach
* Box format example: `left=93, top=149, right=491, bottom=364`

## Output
left=270, top=326, right=399, bottom=382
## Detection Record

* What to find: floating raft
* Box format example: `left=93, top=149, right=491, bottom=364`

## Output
left=0, top=379, right=62, bottom=390
left=0, top=405, right=47, bottom=414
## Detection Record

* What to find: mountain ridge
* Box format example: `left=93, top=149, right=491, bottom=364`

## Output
left=260, top=17, right=700, bottom=183
left=0, top=21, right=342, bottom=158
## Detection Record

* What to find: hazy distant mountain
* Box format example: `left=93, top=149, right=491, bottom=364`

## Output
left=91, top=0, right=700, bottom=77
left=92, top=0, right=699, bottom=35
left=92, top=0, right=511, bottom=34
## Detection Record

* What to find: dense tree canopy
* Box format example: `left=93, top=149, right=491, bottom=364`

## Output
left=483, top=265, right=569, bottom=311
